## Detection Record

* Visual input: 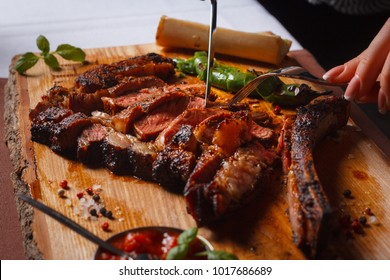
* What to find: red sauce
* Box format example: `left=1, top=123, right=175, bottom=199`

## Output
left=95, top=228, right=208, bottom=260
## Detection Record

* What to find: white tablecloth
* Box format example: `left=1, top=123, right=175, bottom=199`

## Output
left=0, top=0, right=302, bottom=78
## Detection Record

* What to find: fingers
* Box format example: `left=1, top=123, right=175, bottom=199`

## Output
left=323, top=18, right=390, bottom=114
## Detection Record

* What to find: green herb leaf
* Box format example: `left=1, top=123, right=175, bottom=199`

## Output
left=55, top=44, right=86, bottom=62
left=206, top=250, right=238, bottom=260
left=14, top=52, right=39, bottom=74
left=44, top=53, right=60, bottom=70
left=178, top=227, right=198, bottom=245
left=36, top=35, right=50, bottom=54
left=166, top=244, right=189, bottom=260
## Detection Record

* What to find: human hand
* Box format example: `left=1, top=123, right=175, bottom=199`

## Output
left=323, top=18, right=390, bottom=114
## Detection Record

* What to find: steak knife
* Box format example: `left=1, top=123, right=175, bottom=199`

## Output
left=205, top=0, right=217, bottom=107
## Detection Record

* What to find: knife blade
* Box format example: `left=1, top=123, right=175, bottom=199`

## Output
left=204, top=0, right=217, bottom=107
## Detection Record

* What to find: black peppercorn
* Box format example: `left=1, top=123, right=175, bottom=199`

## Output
left=343, top=189, right=352, bottom=197
left=92, top=194, right=100, bottom=202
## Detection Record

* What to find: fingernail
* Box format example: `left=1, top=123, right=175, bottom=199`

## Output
left=378, top=89, right=387, bottom=115
left=344, top=75, right=360, bottom=101
left=323, top=65, right=345, bottom=81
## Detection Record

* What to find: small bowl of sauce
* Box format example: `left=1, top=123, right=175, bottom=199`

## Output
left=94, top=226, right=213, bottom=260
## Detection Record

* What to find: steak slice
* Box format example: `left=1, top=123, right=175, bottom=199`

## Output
left=102, top=130, right=135, bottom=174
left=152, top=125, right=199, bottom=192
left=185, top=142, right=277, bottom=225
left=75, top=53, right=176, bottom=93
left=194, top=110, right=253, bottom=156
left=128, top=140, right=157, bottom=181
left=77, top=124, right=111, bottom=167
left=133, top=96, right=204, bottom=141
left=155, top=108, right=223, bottom=151
left=286, top=96, right=350, bottom=258
left=50, top=112, right=93, bottom=157
left=30, top=104, right=73, bottom=145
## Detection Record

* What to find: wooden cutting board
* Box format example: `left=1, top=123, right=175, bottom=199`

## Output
left=5, top=43, right=390, bottom=260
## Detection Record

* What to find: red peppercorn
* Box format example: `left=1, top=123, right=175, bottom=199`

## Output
left=76, top=192, right=84, bottom=199
left=365, top=207, right=373, bottom=216
left=101, top=222, right=109, bottom=231
left=59, top=180, right=69, bottom=189
left=351, top=219, right=361, bottom=232
left=86, top=187, right=94, bottom=196
left=273, top=105, right=282, bottom=115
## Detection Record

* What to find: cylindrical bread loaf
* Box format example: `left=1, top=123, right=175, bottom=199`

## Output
left=156, top=15, right=292, bottom=65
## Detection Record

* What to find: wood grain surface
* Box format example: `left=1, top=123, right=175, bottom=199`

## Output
left=5, top=43, right=390, bottom=260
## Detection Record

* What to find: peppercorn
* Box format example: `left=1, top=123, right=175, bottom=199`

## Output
left=351, top=219, right=361, bottom=232
left=86, top=187, right=94, bottom=196
left=99, top=207, right=107, bottom=216
left=92, top=194, right=100, bottom=202
left=90, top=208, right=97, bottom=216
left=359, top=216, right=367, bottom=225
left=57, top=189, right=65, bottom=197
left=365, top=207, right=373, bottom=216
left=76, top=192, right=84, bottom=199
left=105, top=210, right=113, bottom=219
left=59, top=180, right=69, bottom=190
left=342, top=189, right=352, bottom=198
left=101, top=222, right=109, bottom=231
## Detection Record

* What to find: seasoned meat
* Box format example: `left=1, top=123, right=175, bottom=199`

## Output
left=133, top=96, right=204, bottom=141
left=102, top=131, right=135, bottom=174
left=155, top=108, right=222, bottom=151
left=128, top=140, right=157, bottom=181
left=194, top=111, right=253, bottom=156
left=77, top=124, right=111, bottom=167
left=152, top=125, right=199, bottom=192
left=185, top=142, right=276, bottom=225
left=286, top=96, right=350, bottom=258
left=30, top=105, right=73, bottom=145
left=50, top=112, right=93, bottom=157
left=75, top=53, right=176, bottom=93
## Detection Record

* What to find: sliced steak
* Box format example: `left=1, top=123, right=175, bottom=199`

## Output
left=50, top=113, right=93, bottom=157
left=155, top=108, right=223, bottom=151
left=102, top=131, right=135, bottom=174
left=194, top=110, right=253, bottom=156
left=75, top=53, right=176, bottom=93
left=152, top=125, right=199, bottom=192
left=77, top=124, right=111, bottom=167
left=128, top=140, right=157, bottom=181
left=30, top=104, right=73, bottom=145
left=286, top=96, right=350, bottom=258
left=133, top=96, right=204, bottom=141
left=185, top=142, right=277, bottom=225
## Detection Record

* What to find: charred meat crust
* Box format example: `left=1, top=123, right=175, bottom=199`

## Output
left=286, top=96, right=350, bottom=258
left=75, top=53, right=176, bottom=93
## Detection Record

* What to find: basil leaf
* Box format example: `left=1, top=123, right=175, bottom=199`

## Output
left=55, top=44, right=86, bottom=62
left=207, top=250, right=238, bottom=260
left=166, top=244, right=189, bottom=260
left=178, top=227, right=198, bottom=245
left=36, top=35, right=50, bottom=54
left=44, top=53, right=60, bottom=70
left=14, top=52, right=39, bottom=74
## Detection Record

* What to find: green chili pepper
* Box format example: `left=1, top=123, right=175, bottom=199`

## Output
left=173, top=51, right=329, bottom=106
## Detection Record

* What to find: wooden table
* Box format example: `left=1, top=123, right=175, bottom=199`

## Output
left=4, top=44, right=390, bottom=260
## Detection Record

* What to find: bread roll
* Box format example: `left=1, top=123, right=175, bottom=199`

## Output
left=156, top=15, right=292, bottom=65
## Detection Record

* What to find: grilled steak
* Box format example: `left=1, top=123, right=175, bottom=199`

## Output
left=50, top=112, right=93, bottom=157
left=30, top=104, right=73, bottom=145
left=75, top=53, right=176, bottom=93
left=152, top=125, right=199, bottom=192
left=285, top=96, right=350, bottom=258
left=29, top=52, right=351, bottom=258
left=77, top=124, right=111, bottom=167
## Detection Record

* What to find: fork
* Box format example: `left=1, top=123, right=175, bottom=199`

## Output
left=226, top=66, right=348, bottom=107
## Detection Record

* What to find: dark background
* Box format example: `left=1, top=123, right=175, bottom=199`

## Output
left=257, top=0, right=390, bottom=138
